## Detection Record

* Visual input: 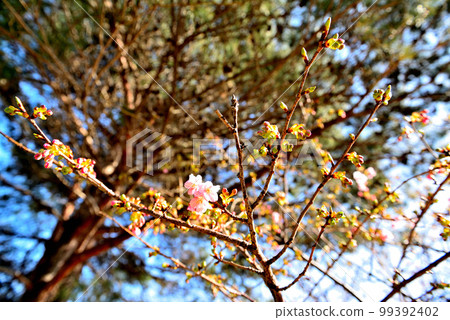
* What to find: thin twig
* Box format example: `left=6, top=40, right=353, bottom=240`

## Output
left=279, top=217, right=330, bottom=291
left=267, top=100, right=384, bottom=265
left=382, top=251, right=450, bottom=301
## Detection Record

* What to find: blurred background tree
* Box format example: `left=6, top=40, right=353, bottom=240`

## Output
left=0, top=0, right=448, bottom=301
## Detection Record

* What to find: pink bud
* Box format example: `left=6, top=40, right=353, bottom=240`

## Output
left=44, top=160, right=53, bottom=169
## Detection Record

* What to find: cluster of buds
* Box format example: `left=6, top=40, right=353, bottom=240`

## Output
left=369, top=228, right=394, bottom=244
left=324, top=34, right=345, bottom=50
left=340, top=238, right=358, bottom=249
left=275, top=191, right=287, bottom=206
left=74, top=158, right=96, bottom=177
left=427, top=146, right=450, bottom=180
left=317, top=204, right=345, bottom=226
left=436, top=144, right=450, bottom=158
left=34, top=139, right=96, bottom=177
left=257, top=121, right=280, bottom=145
left=330, top=170, right=353, bottom=187
left=112, top=194, right=145, bottom=212
left=4, top=97, right=54, bottom=120
left=407, top=109, right=430, bottom=125
left=129, top=211, right=146, bottom=236
left=34, top=139, right=73, bottom=169
left=346, top=151, right=364, bottom=168
left=373, top=85, right=392, bottom=105
left=288, top=123, right=311, bottom=140
left=32, top=105, right=53, bottom=120
left=255, top=145, right=269, bottom=157
left=220, top=188, right=237, bottom=207
left=112, top=194, right=148, bottom=235
left=4, top=97, right=29, bottom=118
left=4, top=105, right=28, bottom=118
left=383, top=182, right=400, bottom=203
left=436, top=214, right=450, bottom=241
left=141, top=188, right=161, bottom=202
left=154, top=196, right=170, bottom=212
left=281, top=140, right=293, bottom=152
left=398, top=126, right=414, bottom=141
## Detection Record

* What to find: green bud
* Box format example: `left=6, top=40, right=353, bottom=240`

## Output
left=15, top=96, right=24, bottom=109
left=384, top=85, right=392, bottom=103
left=4, top=106, right=16, bottom=115
left=373, top=89, right=384, bottom=102
left=325, top=17, right=331, bottom=32
left=61, top=166, right=73, bottom=175
left=301, top=47, right=307, bottom=57
left=259, top=146, right=268, bottom=156
left=280, top=101, right=288, bottom=112
left=305, top=86, right=316, bottom=94
left=281, top=141, right=293, bottom=152
left=385, top=85, right=391, bottom=96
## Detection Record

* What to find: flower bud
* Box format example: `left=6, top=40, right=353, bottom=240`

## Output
left=301, top=47, right=307, bottom=58
left=259, top=146, right=268, bottom=157
left=15, top=96, right=24, bottom=110
left=324, top=17, right=331, bottom=32
left=301, top=47, right=309, bottom=63
left=305, top=86, right=316, bottom=94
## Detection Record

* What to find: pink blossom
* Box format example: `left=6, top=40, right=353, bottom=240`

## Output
left=187, top=196, right=212, bottom=214
left=365, top=167, right=376, bottom=179
left=52, top=139, right=63, bottom=146
left=184, top=174, right=203, bottom=196
left=353, top=171, right=369, bottom=192
left=111, top=200, right=121, bottom=207
left=272, top=211, right=283, bottom=224
left=128, top=224, right=141, bottom=236
left=379, top=229, right=394, bottom=242
left=184, top=175, right=221, bottom=214
left=196, top=181, right=220, bottom=202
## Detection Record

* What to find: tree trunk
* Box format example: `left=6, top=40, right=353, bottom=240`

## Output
left=20, top=190, right=130, bottom=302
left=20, top=213, right=102, bottom=301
